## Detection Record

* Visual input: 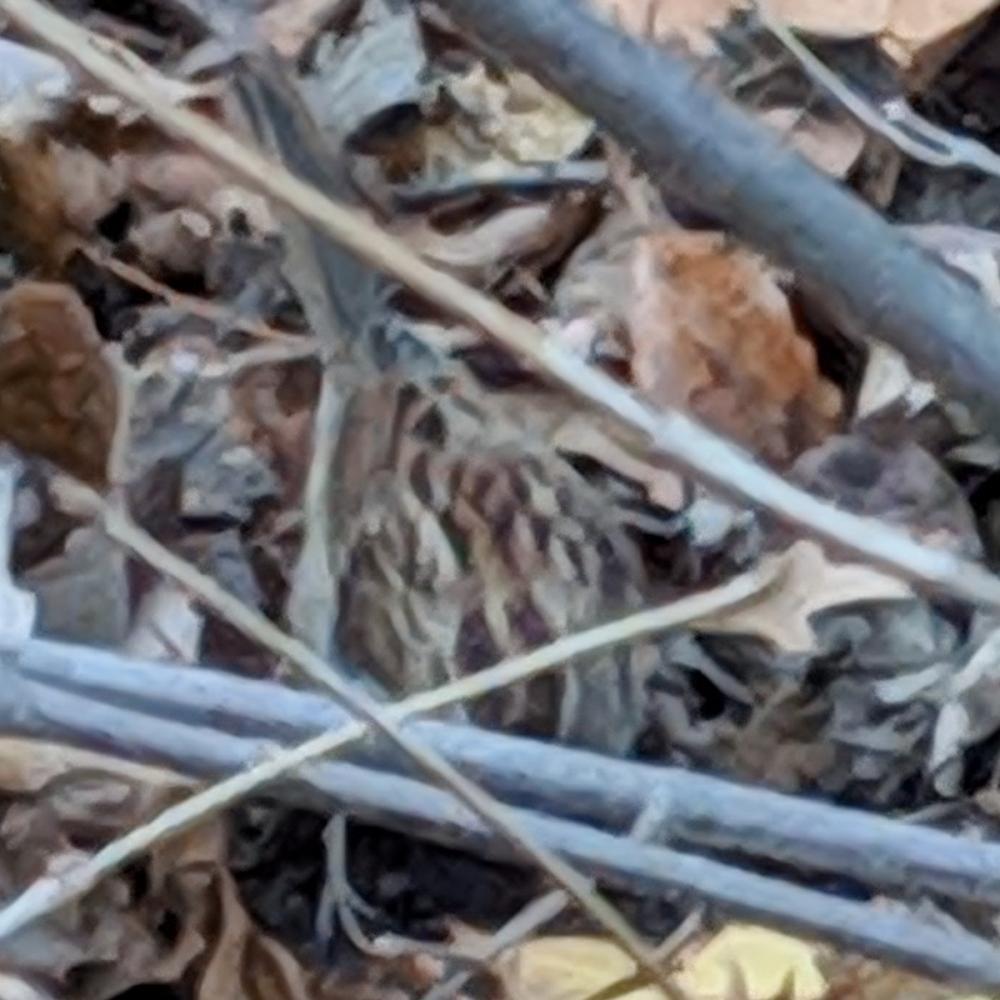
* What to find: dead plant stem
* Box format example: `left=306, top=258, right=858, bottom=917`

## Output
left=3, top=0, right=1000, bottom=611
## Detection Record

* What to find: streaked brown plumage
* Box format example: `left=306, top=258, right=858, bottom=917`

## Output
left=329, top=371, right=658, bottom=753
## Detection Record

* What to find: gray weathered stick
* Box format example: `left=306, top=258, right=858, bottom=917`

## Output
left=435, top=0, right=1000, bottom=433
left=12, top=637, right=1000, bottom=908
left=3, top=668, right=1000, bottom=987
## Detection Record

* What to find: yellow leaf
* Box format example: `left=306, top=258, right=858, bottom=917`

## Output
left=676, top=924, right=826, bottom=1000
left=494, top=937, right=669, bottom=1000
left=693, top=540, right=912, bottom=652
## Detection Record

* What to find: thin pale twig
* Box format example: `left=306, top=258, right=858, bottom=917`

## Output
left=285, top=364, right=343, bottom=657
left=579, top=804, right=706, bottom=1000
left=78, top=244, right=310, bottom=345
left=0, top=9, right=680, bottom=986
left=582, top=908, right=706, bottom=1000
left=0, top=477, right=769, bottom=992
left=319, top=814, right=391, bottom=958
left=199, top=340, right=319, bottom=377
left=7, top=0, right=1000, bottom=612
left=4, top=0, right=1000, bottom=981
left=102, top=344, right=139, bottom=493
left=421, top=890, right=570, bottom=1000
left=758, top=2, right=1000, bottom=177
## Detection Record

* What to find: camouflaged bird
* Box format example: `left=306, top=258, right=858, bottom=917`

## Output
left=235, top=52, right=660, bottom=754
left=328, top=371, right=661, bottom=754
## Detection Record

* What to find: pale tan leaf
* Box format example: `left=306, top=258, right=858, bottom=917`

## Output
left=495, top=937, right=668, bottom=1000
left=759, top=106, right=866, bottom=178
left=397, top=204, right=555, bottom=272
left=0, top=738, right=193, bottom=795
left=195, top=869, right=314, bottom=1000
left=764, top=0, right=891, bottom=37
left=125, top=580, right=203, bottom=662
left=444, top=64, right=594, bottom=165
left=675, top=924, right=826, bottom=1000
left=856, top=342, right=937, bottom=421
left=552, top=415, right=686, bottom=510
left=129, top=207, right=213, bottom=275
left=256, top=0, right=345, bottom=59
left=765, top=0, right=999, bottom=74
left=50, top=144, right=129, bottom=230
left=590, top=0, right=747, bottom=55
left=882, top=0, right=999, bottom=73
left=693, top=540, right=912, bottom=651
left=396, top=198, right=591, bottom=283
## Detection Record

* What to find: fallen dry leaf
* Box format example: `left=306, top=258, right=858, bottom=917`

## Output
left=0, top=740, right=339, bottom=999
left=129, top=151, right=229, bottom=211
left=125, top=579, right=204, bottom=662
left=590, top=0, right=746, bottom=55
left=397, top=198, right=592, bottom=284
left=627, top=230, right=841, bottom=463
left=0, top=738, right=193, bottom=796
left=765, top=0, right=999, bottom=76
left=495, top=926, right=831, bottom=1000
left=0, top=742, right=195, bottom=988
left=0, top=38, right=73, bottom=140
left=856, top=341, right=937, bottom=421
left=22, top=525, right=130, bottom=646
left=881, top=0, right=998, bottom=76
left=301, top=0, right=425, bottom=149
left=764, top=0, right=892, bottom=37
left=443, top=64, right=594, bottom=165
left=494, top=936, right=667, bottom=1000
left=824, top=955, right=998, bottom=1000
left=759, top=106, right=866, bottom=179
left=128, top=207, right=214, bottom=275
left=551, top=413, right=686, bottom=510
left=675, top=924, right=827, bottom=1000
left=0, top=133, right=71, bottom=268
left=192, top=865, right=316, bottom=1000
left=256, top=0, right=345, bottom=59
left=693, top=540, right=912, bottom=651
left=0, top=283, right=117, bottom=486
left=51, top=143, right=129, bottom=231
left=129, top=335, right=280, bottom=521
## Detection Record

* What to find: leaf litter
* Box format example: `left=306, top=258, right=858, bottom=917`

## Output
left=3, top=0, right=1000, bottom=998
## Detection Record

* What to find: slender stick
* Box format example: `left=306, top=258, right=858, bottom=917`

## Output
left=0, top=479, right=766, bottom=993
left=4, top=0, right=1000, bottom=611
left=435, top=0, right=1000, bottom=431
left=3, top=678, right=1000, bottom=988
left=17, top=632, right=1000, bottom=910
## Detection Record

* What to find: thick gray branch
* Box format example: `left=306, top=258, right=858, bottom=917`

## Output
left=434, top=0, right=1000, bottom=431
left=2, top=665, right=1000, bottom=987
left=9, top=638, right=1000, bottom=909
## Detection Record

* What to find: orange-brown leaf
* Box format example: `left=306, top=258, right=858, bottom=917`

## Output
left=0, top=282, right=117, bottom=485
left=627, top=231, right=840, bottom=462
